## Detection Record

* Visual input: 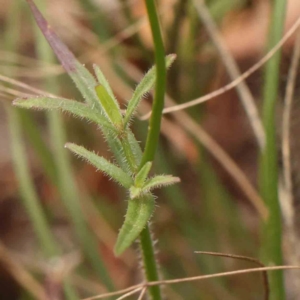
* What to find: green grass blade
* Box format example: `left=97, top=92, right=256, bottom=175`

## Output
left=260, top=0, right=287, bottom=299
left=19, top=110, right=58, bottom=185
left=7, top=107, right=58, bottom=257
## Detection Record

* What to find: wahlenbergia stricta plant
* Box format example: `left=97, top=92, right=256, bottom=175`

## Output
left=14, top=0, right=179, bottom=256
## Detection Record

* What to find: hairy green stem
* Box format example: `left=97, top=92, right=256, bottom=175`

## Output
left=260, top=0, right=286, bottom=299
left=139, top=225, right=162, bottom=300
left=138, top=0, right=166, bottom=299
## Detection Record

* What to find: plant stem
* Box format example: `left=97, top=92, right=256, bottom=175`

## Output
left=139, top=225, right=162, bottom=300
left=260, top=0, right=286, bottom=299
left=140, top=0, right=166, bottom=168
left=138, top=0, right=166, bottom=299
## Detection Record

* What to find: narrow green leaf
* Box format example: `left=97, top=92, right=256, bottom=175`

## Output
left=13, top=97, right=116, bottom=132
left=124, top=54, right=176, bottom=127
left=135, top=162, right=152, bottom=187
left=120, top=135, right=138, bottom=173
left=143, top=175, right=180, bottom=192
left=114, top=194, right=155, bottom=256
left=126, top=130, right=143, bottom=166
left=93, top=64, right=118, bottom=105
left=95, top=85, right=123, bottom=127
left=65, top=143, right=133, bottom=188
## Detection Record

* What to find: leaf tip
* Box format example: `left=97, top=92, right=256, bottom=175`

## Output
left=64, top=142, right=72, bottom=149
left=26, top=0, right=77, bottom=73
left=168, top=53, right=177, bottom=61
left=12, top=98, right=23, bottom=106
left=113, top=244, right=123, bottom=256
left=174, top=176, right=181, bottom=183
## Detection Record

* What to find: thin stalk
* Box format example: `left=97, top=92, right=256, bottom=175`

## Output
left=8, top=106, right=58, bottom=258
left=260, top=0, right=286, bottom=299
left=139, top=225, right=162, bottom=300
left=19, top=110, right=58, bottom=185
left=33, top=2, right=114, bottom=292
left=138, top=0, right=166, bottom=299
left=140, top=0, right=166, bottom=168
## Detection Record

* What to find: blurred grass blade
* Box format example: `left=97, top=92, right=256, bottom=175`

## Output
left=124, top=54, right=176, bottom=127
left=19, top=110, right=58, bottom=185
left=14, top=97, right=115, bottom=131
left=95, top=85, right=123, bottom=127
left=50, top=118, right=114, bottom=291
left=66, top=143, right=133, bottom=188
left=7, top=107, right=58, bottom=257
left=114, top=194, right=155, bottom=256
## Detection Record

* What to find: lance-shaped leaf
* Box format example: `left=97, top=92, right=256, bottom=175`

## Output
left=93, top=64, right=118, bottom=106
left=124, top=54, right=176, bottom=127
left=13, top=97, right=115, bottom=132
left=114, top=194, right=155, bottom=256
left=95, top=85, right=123, bottom=128
left=65, top=143, right=133, bottom=189
left=143, top=175, right=180, bottom=195
left=120, top=134, right=138, bottom=173
left=130, top=174, right=180, bottom=199
left=126, top=130, right=143, bottom=166
left=26, top=0, right=102, bottom=112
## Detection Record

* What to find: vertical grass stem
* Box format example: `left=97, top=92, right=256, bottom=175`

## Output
left=260, top=0, right=286, bottom=299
